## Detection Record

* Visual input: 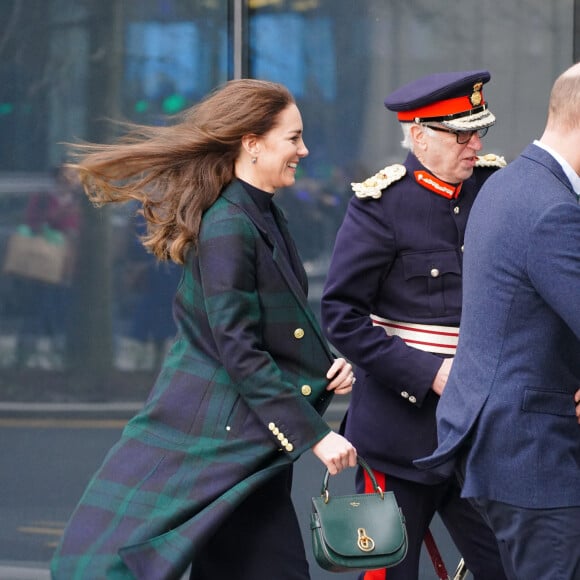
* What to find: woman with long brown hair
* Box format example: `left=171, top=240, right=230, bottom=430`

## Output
left=51, top=79, right=357, bottom=579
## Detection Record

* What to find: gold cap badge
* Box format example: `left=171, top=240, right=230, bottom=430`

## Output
left=470, top=82, right=483, bottom=107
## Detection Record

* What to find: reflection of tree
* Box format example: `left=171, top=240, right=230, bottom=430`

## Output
left=0, top=0, right=22, bottom=60
left=1, top=1, right=85, bottom=103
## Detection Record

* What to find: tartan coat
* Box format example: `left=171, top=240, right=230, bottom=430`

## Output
left=51, top=179, right=336, bottom=580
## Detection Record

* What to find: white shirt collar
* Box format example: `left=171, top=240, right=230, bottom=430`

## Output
left=534, top=140, right=580, bottom=199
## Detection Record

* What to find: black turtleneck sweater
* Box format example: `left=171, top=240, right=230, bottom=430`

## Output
left=239, top=179, right=295, bottom=267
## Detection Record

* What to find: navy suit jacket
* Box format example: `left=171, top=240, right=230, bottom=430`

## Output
left=417, top=144, right=580, bottom=508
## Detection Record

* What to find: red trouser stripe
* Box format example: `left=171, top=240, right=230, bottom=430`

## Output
left=362, top=468, right=451, bottom=580
left=361, top=468, right=388, bottom=580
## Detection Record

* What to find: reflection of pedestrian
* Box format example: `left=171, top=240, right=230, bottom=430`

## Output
left=117, top=210, right=180, bottom=371
left=16, top=165, right=81, bottom=368
left=322, top=70, right=507, bottom=580
left=418, top=62, right=580, bottom=580
left=276, top=171, right=350, bottom=265
left=276, top=178, right=322, bottom=262
left=51, top=79, right=357, bottom=579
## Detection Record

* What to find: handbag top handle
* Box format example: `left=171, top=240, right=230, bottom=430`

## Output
left=320, top=457, right=384, bottom=503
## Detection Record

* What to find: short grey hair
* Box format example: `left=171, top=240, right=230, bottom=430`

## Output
left=400, top=122, right=435, bottom=151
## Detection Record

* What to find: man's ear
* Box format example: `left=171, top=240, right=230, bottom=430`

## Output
left=410, top=124, right=428, bottom=151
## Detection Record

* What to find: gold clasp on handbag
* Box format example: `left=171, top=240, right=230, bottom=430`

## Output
left=357, top=528, right=375, bottom=552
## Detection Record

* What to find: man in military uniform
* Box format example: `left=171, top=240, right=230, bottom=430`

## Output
left=321, top=70, right=507, bottom=580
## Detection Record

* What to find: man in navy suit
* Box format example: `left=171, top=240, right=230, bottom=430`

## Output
left=417, top=63, right=580, bottom=579
left=322, top=70, right=507, bottom=579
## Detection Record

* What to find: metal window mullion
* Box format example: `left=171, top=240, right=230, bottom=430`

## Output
left=231, top=0, right=248, bottom=79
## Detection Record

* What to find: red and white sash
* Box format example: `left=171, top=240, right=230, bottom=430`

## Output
left=370, top=314, right=459, bottom=355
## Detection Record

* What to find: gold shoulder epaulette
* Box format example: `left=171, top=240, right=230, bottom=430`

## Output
left=351, top=164, right=406, bottom=199
left=475, top=153, right=507, bottom=168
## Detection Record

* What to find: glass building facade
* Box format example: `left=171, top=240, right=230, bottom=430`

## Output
left=0, top=0, right=576, bottom=398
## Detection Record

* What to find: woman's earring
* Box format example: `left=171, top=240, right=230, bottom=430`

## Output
left=251, top=157, right=257, bottom=164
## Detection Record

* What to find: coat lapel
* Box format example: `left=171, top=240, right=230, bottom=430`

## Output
left=270, top=201, right=310, bottom=291
left=221, top=181, right=307, bottom=299
left=221, top=180, right=330, bottom=354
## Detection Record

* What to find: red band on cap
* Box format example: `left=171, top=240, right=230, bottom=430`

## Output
left=397, top=94, right=484, bottom=122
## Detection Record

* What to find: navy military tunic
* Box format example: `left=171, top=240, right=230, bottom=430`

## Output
left=321, top=151, right=502, bottom=484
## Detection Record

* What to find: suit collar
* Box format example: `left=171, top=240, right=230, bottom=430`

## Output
left=531, top=140, right=580, bottom=199
left=523, top=143, right=578, bottom=200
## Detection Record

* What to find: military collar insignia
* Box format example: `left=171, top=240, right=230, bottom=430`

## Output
left=470, top=82, right=484, bottom=107
left=352, top=163, right=406, bottom=199
left=414, top=170, right=462, bottom=199
left=475, top=153, right=507, bottom=168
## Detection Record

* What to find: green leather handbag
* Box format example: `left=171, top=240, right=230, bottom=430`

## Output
left=310, top=457, right=408, bottom=572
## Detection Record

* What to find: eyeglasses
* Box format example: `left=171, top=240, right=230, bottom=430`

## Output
left=423, top=124, right=489, bottom=145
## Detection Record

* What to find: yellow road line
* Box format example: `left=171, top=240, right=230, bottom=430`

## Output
left=0, top=418, right=127, bottom=429
left=0, top=418, right=340, bottom=429
left=17, top=526, right=63, bottom=537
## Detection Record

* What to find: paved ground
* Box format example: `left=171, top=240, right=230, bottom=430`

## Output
left=0, top=562, right=49, bottom=580
left=0, top=399, right=466, bottom=580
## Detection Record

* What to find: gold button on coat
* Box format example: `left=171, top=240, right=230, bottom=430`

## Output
left=294, top=328, right=305, bottom=339
left=430, top=268, right=440, bottom=278
left=301, top=385, right=312, bottom=396
left=453, top=206, right=460, bottom=215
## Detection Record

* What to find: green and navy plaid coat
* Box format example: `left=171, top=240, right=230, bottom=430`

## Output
left=51, top=180, right=336, bottom=579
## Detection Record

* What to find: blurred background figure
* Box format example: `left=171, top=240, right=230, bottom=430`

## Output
left=115, top=206, right=180, bottom=372
left=10, top=164, right=81, bottom=369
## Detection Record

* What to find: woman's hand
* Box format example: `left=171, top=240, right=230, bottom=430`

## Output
left=575, top=389, right=580, bottom=424
left=312, top=431, right=357, bottom=475
left=325, top=357, right=355, bottom=395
